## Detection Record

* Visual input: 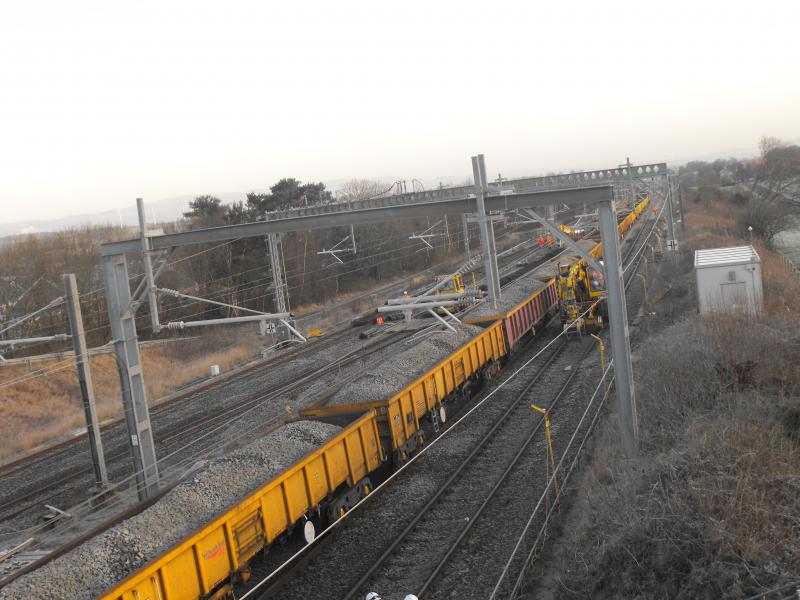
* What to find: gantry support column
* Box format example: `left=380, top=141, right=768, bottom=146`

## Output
left=64, top=273, right=108, bottom=489
left=478, top=156, right=502, bottom=298
left=472, top=154, right=501, bottom=307
left=137, top=198, right=161, bottom=333
left=267, top=233, right=290, bottom=341
left=597, top=195, right=638, bottom=457
left=103, top=253, right=159, bottom=499
left=665, top=174, right=678, bottom=250
left=461, top=213, right=471, bottom=257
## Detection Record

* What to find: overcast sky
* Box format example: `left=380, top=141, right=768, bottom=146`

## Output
left=1, top=0, right=798, bottom=223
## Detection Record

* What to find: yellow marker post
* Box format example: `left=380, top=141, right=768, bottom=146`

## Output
left=642, top=255, right=649, bottom=292
left=591, top=333, right=609, bottom=394
left=530, top=404, right=558, bottom=501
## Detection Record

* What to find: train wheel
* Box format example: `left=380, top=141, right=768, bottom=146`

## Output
left=303, top=519, right=316, bottom=544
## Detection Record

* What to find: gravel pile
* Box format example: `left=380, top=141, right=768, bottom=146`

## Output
left=327, top=325, right=484, bottom=407
left=1, top=420, right=341, bottom=600
left=468, top=278, right=549, bottom=319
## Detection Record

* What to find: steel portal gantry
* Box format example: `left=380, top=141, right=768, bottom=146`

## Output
left=101, top=157, right=670, bottom=496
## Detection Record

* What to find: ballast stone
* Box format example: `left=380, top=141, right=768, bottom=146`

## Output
left=467, top=277, right=550, bottom=319
left=0, top=420, right=341, bottom=600
left=328, top=324, right=484, bottom=407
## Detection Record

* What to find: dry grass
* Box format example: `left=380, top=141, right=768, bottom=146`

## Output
left=0, top=245, right=470, bottom=460
left=544, top=313, right=800, bottom=599
left=675, top=195, right=800, bottom=316
left=682, top=198, right=737, bottom=232
left=534, top=191, right=800, bottom=599
left=0, top=329, right=262, bottom=460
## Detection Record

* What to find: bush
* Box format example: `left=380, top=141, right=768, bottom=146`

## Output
left=546, top=311, right=800, bottom=600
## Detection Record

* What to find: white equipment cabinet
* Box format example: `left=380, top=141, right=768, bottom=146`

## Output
left=694, top=245, right=762, bottom=315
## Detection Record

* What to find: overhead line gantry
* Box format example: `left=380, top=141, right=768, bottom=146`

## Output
left=101, top=156, right=672, bottom=499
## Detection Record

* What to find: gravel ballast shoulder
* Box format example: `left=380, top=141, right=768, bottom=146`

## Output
left=328, top=325, right=484, bottom=407
left=0, top=420, right=341, bottom=600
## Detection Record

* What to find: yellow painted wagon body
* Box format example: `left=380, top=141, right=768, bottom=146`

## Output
left=303, top=320, right=507, bottom=459
left=100, top=411, right=383, bottom=600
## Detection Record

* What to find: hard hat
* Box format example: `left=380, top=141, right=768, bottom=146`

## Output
left=366, top=593, right=382, bottom=600
left=404, top=596, right=419, bottom=600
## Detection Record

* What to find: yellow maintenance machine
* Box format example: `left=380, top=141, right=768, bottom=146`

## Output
left=557, top=249, right=606, bottom=334
left=558, top=223, right=575, bottom=238
left=430, top=273, right=481, bottom=315
left=432, top=273, right=471, bottom=294
left=557, top=195, right=650, bottom=334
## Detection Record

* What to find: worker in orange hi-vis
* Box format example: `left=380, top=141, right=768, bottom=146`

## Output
left=376, top=315, right=384, bottom=325
left=547, top=234, right=553, bottom=248
left=402, top=290, right=411, bottom=299
left=538, top=235, right=545, bottom=248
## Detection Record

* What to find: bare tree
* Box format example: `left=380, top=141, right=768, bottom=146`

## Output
left=338, top=178, right=392, bottom=201
left=742, top=136, right=800, bottom=245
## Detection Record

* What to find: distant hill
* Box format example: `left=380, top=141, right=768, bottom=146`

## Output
left=0, top=192, right=252, bottom=237
left=0, top=176, right=404, bottom=237
left=0, top=177, right=391, bottom=237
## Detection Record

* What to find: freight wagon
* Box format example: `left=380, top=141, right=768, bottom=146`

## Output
left=303, top=320, right=507, bottom=464
left=462, top=277, right=559, bottom=351
left=99, top=411, right=383, bottom=600
left=100, top=323, right=510, bottom=600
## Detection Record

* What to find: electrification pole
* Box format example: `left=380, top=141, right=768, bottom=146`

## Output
left=626, top=157, right=635, bottom=207
left=461, top=213, right=470, bottom=257
left=664, top=174, right=677, bottom=251
left=268, top=233, right=289, bottom=341
left=597, top=195, right=638, bottom=457
left=472, top=154, right=501, bottom=307
left=137, top=198, right=161, bottom=334
left=64, top=273, right=108, bottom=489
left=103, top=252, right=160, bottom=500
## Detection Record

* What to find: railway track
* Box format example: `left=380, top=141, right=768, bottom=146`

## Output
left=0, top=327, right=344, bottom=480
left=411, top=206, right=665, bottom=600
left=253, top=202, right=665, bottom=599
left=0, top=327, right=441, bottom=588
left=241, top=321, right=563, bottom=598
left=0, top=327, right=415, bottom=527
left=0, top=237, right=551, bottom=526
left=340, top=338, right=592, bottom=600
left=0, top=205, right=628, bottom=587
left=0, top=236, right=556, bottom=587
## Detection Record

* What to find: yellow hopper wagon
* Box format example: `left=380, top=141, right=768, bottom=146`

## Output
left=99, top=411, right=383, bottom=600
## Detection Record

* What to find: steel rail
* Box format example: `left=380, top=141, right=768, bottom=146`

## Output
left=0, top=328, right=411, bottom=525
left=416, top=356, right=586, bottom=598
left=340, top=339, right=577, bottom=600
left=418, top=207, right=661, bottom=598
